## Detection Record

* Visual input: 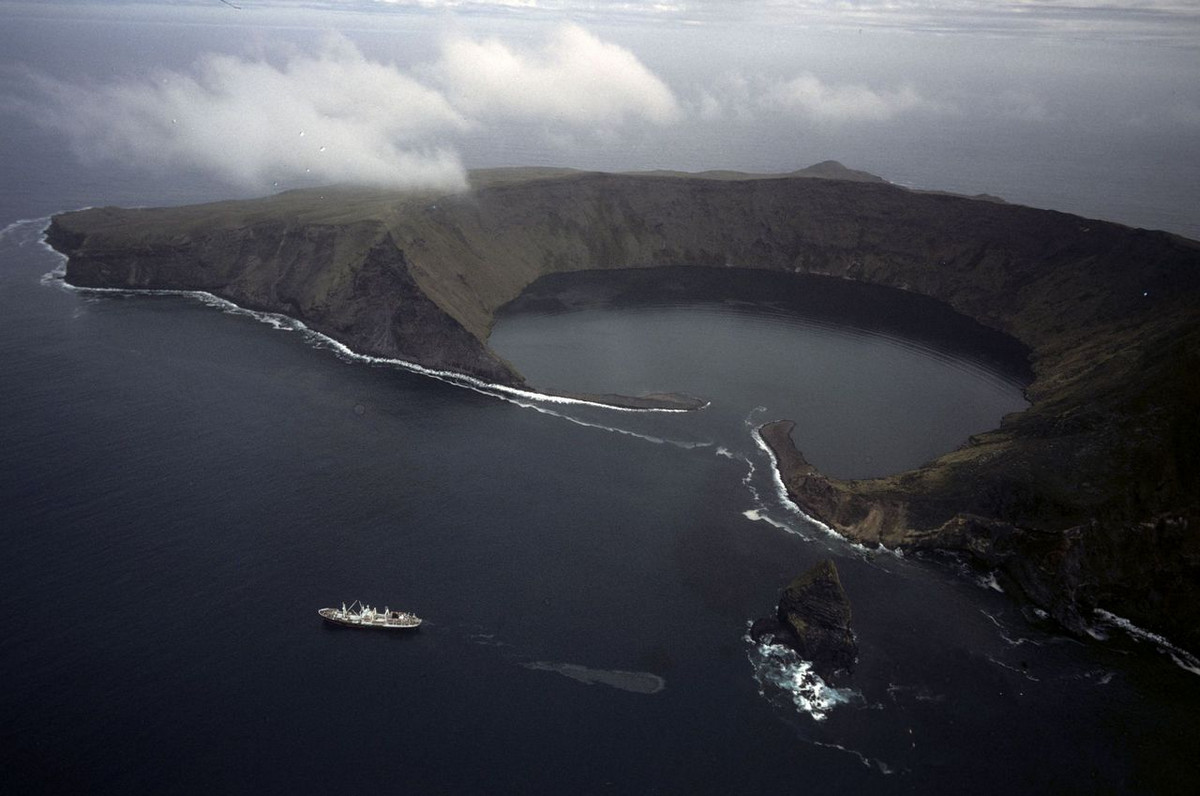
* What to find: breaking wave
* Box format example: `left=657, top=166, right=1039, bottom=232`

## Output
left=747, top=634, right=859, bottom=722
left=749, top=423, right=880, bottom=557
left=38, top=218, right=716, bottom=430
left=979, top=608, right=1043, bottom=648
left=1094, top=609, right=1200, bottom=677
left=2, top=216, right=64, bottom=253
left=741, top=508, right=796, bottom=534
left=1, top=217, right=47, bottom=243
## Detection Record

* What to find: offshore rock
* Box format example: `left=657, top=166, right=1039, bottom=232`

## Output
left=759, top=420, right=1200, bottom=652
left=751, top=559, right=858, bottom=678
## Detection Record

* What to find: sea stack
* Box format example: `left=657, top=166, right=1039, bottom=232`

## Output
left=751, top=559, right=858, bottom=677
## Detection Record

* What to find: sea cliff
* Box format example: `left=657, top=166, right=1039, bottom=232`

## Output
left=46, top=164, right=1200, bottom=648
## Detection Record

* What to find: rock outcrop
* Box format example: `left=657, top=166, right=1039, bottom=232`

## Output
left=751, top=559, right=858, bottom=677
left=759, top=420, right=1200, bottom=650
left=45, top=166, right=1200, bottom=649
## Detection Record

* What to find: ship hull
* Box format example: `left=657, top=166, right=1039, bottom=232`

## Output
left=318, top=607, right=421, bottom=630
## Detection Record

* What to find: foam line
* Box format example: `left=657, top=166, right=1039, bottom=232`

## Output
left=3, top=215, right=72, bottom=250
left=751, top=425, right=836, bottom=535
left=1094, top=609, right=1200, bottom=677
left=39, top=218, right=707, bottom=418
left=1170, top=655, right=1200, bottom=677
left=735, top=445, right=821, bottom=539
left=736, top=449, right=760, bottom=500
left=811, top=741, right=895, bottom=775
left=750, top=424, right=878, bottom=556
left=730, top=439, right=810, bottom=535
left=1, top=217, right=45, bottom=241
left=986, top=654, right=1040, bottom=682
left=481, top=390, right=712, bottom=449
left=978, top=608, right=1042, bottom=648
left=741, top=509, right=797, bottom=534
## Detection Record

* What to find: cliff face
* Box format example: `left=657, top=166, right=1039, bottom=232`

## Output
left=750, top=559, right=858, bottom=678
left=44, top=197, right=522, bottom=384
left=46, top=169, right=1200, bottom=647
left=759, top=420, right=1200, bottom=649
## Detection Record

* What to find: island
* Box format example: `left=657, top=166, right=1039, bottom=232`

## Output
left=751, top=559, right=858, bottom=679
left=45, top=162, right=1200, bottom=650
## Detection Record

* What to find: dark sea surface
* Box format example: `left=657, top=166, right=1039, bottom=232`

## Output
left=3, top=8, right=1200, bottom=796
left=5, top=182, right=1200, bottom=796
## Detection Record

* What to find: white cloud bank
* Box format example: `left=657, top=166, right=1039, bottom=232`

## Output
left=763, top=74, right=926, bottom=122
left=27, top=35, right=471, bottom=190
left=13, top=21, right=979, bottom=191
left=694, top=72, right=931, bottom=125
left=434, top=25, right=681, bottom=126
left=19, top=26, right=682, bottom=192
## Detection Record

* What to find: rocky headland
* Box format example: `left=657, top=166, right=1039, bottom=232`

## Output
left=46, top=162, right=1200, bottom=649
left=751, top=559, right=858, bottom=678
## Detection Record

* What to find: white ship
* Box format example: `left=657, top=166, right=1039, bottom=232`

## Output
left=318, top=600, right=422, bottom=629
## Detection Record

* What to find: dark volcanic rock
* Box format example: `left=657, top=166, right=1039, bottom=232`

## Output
left=759, top=419, right=1200, bottom=651
left=751, top=559, right=858, bottom=677
left=45, top=166, right=1200, bottom=651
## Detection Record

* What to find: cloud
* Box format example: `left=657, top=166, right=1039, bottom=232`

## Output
left=14, top=25, right=683, bottom=192
left=762, top=73, right=926, bottom=122
left=691, top=73, right=757, bottom=122
left=692, top=71, right=929, bottom=125
left=22, top=35, right=470, bottom=191
left=434, top=24, right=682, bottom=127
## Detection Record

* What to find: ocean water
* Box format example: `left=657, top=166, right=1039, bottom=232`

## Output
left=8, top=202, right=1200, bottom=796
left=3, top=7, right=1200, bottom=795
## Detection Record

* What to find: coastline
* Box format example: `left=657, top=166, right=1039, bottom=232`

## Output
left=758, top=418, right=1200, bottom=658
left=44, top=168, right=1200, bottom=649
left=41, top=219, right=704, bottom=414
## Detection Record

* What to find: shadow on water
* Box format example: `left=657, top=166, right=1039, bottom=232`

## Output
left=498, top=266, right=1033, bottom=385
left=492, top=266, right=1032, bottom=479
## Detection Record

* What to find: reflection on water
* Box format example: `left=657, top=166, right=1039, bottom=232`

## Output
left=492, top=267, right=1031, bottom=479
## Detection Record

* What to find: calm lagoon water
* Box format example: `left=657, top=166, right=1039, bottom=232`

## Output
left=492, top=267, right=1031, bottom=480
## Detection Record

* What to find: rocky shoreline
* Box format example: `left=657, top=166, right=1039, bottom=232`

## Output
left=758, top=419, right=1200, bottom=650
left=46, top=164, right=1200, bottom=649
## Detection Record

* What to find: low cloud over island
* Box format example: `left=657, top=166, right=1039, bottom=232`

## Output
left=11, top=22, right=948, bottom=191
left=15, top=25, right=689, bottom=191
left=4, top=0, right=1198, bottom=240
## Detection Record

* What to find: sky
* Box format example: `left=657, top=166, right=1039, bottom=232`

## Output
left=2, top=0, right=1199, bottom=235
left=67, top=0, right=1200, bottom=38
